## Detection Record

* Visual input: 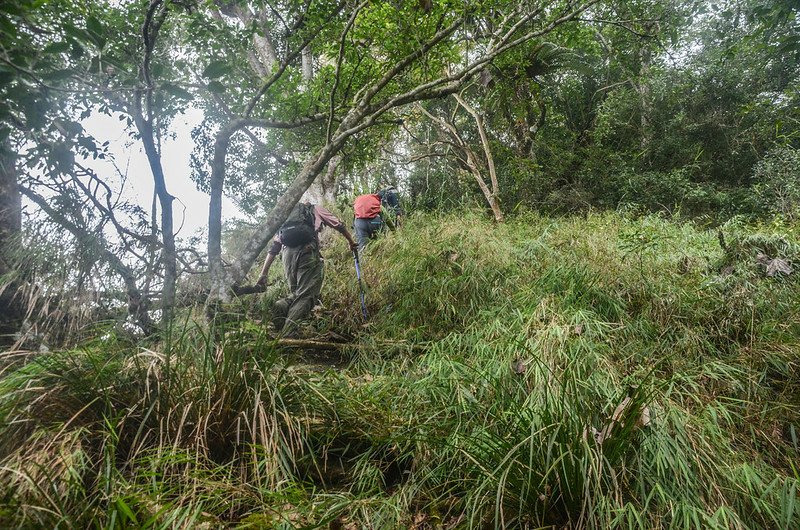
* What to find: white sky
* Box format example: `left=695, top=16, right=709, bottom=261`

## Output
left=82, top=107, right=244, bottom=241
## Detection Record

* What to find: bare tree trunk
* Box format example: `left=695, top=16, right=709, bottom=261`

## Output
left=301, top=45, right=314, bottom=82
left=231, top=4, right=279, bottom=74
left=0, top=137, right=20, bottom=274
left=454, top=94, right=504, bottom=222
left=208, top=125, right=347, bottom=301
left=0, top=136, right=23, bottom=344
left=254, top=34, right=278, bottom=69
left=420, top=103, right=504, bottom=223
left=133, top=111, right=177, bottom=321
left=138, top=2, right=177, bottom=323
left=638, top=45, right=652, bottom=153
left=463, top=145, right=505, bottom=223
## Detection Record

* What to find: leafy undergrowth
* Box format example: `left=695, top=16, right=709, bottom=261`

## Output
left=1, top=211, right=798, bottom=529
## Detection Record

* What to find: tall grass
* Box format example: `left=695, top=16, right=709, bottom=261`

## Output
left=1, top=210, right=798, bottom=528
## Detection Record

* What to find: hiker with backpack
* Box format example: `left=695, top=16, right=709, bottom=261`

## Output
left=353, top=187, right=400, bottom=250
left=256, top=201, right=357, bottom=337
left=377, top=186, right=402, bottom=226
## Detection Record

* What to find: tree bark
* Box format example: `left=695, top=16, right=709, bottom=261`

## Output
left=638, top=44, right=652, bottom=153
left=0, top=137, right=21, bottom=274
left=454, top=94, right=504, bottom=222
left=232, top=4, right=279, bottom=74
left=133, top=110, right=177, bottom=321
left=0, top=136, right=23, bottom=344
left=420, top=104, right=504, bottom=223
left=137, top=1, right=177, bottom=322
left=274, top=337, right=426, bottom=352
left=301, top=45, right=314, bottom=82
left=306, top=154, right=341, bottom=205
left=463, top=145, right=505, bottom=223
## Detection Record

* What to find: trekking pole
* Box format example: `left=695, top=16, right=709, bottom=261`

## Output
left=352, top=249, right=369, bottom=321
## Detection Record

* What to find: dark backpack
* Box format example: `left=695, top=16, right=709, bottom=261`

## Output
left=279, top=203, right=316, bottom=247
left=378, top=187, right=400, bottom=213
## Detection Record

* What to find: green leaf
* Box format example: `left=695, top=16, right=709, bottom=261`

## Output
left=86, top=15, right=106, bottom=49
left=9, top=49, right=32, bottom=67
left=86, top=15, right=103, bottom=37
left=23, top=99, right=45, bottom=129
left=114, top=497, right=138, bottom=525
left=207, top=80, right=225, bottom=94
left=5, top=83, right=30, bottom=102
left=69, top=40, right=84, bottom=60
left=43, top=41, right=71, bottom=54
left=202, top=60, right=231, bottom=79
left=64, top=24, right=93, bottom=45
left=0, top=70, right=14, bottom=89
left=778, top=36, right=800, bottom=54
left=162, top=83, right=192, bottom=100
left=77, top=135, right=98, bottom=153
left=0, top=16, right=17, bottom=38
left=62, top=120, right=83, bottom=136
left=101, top=55, right=130, bottom=74
left=42, top=69, right=75, bottom=82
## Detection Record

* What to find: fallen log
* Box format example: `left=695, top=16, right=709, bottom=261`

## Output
left=276, top=338, right=349, bottom=350
left=273, top=338, right=428, bottom=352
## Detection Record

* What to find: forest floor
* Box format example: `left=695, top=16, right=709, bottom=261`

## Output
left=1, top=211, right=799, bottom=529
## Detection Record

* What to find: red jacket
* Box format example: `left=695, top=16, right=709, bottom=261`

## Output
left=354, top=194, right=382, bottom=219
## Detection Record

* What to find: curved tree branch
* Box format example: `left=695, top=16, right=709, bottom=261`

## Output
left=20, top=186, right=155, bottom=335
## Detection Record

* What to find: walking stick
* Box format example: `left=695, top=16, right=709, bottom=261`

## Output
left=352, top=249, right=368, bottom=321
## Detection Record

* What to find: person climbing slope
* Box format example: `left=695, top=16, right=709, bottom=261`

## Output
left=352, top=188, right=398, bottom=250
left=377, top=186, right=402, bottom=227
left=257, top=201, right=357, bottom=337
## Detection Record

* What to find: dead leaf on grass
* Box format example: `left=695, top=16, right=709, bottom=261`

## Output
left=756, top=252, right=794, bottom=277
left=512, top=357, right=527, bottom=375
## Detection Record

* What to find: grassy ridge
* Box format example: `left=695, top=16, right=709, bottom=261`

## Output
left=1, top=212, right=798, bottom=528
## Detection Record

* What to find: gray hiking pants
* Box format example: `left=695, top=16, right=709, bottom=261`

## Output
left=272, top=243, right=324, bottom=334
left=354, top=216, right=385, bottom=250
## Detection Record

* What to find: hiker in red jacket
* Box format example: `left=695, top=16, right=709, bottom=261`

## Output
left=353, top=192, right=395, bottom=250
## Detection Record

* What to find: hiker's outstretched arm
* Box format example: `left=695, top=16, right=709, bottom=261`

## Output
left=336, top=226, right=358, bottom=251
left=257, top=252, right=277, bottom=286
left=316, top=205, right=358, bottom=251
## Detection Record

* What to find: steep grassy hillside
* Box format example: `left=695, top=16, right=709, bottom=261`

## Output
left=1, top=212, right=798, bottom=529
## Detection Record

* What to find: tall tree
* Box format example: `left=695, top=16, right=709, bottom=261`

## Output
left=0, top=136, right=22, bottom=343
left=196, top=0, right=601, bottom=301
left=0, top=0, right=191, bottom=334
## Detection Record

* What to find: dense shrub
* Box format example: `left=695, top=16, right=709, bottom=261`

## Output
left=753, top=146, right=800, bottom=220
